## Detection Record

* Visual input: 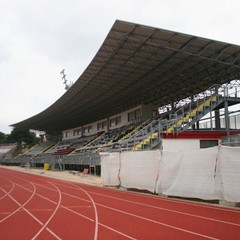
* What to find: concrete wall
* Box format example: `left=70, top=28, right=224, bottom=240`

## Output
left=162, top=139, right=200, bottom=151
left=62, top=105, right=145, bottom=140
left=142, top=103, right=157, bottom=120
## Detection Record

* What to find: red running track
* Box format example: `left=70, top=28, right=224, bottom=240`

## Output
left=0, top=167, right=240, bottom=240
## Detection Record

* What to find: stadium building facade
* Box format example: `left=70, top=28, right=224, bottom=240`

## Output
left=2, top=20, right=240, bottom=205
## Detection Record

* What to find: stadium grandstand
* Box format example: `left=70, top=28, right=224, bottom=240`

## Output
left=1, top=20, right=240, bottom=203
left=0, top=144, right=17, bottom=160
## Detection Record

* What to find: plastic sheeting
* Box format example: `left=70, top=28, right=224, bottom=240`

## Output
left=157, top=147, right=221, bottom=200
left=119, top=151, right=160, bottom=192
left=218, top=146, right=240, bottom=202
left=100, top=146, right=240, bottom=202
left=100, top=152, right=120, bottom=186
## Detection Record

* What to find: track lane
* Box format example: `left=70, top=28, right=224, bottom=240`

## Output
left=1, top=169, right=98, bottom=239
left=0, top=176, right=15, bottom=200
left=1, top=167, right=240, bottom=240
left=0, top=180, right=36, bottom=223
left=47, top=181, right=240, bottom=239
left=0, top=170, right=148, bottom=239
left=64, top=181, right=99, bottom=240
left=21, top=172, right=239, bottom=239
left=81, top=185, right=240, bottom=225
left=0, top=171, right=63, bottom=239
left=43, top=175, right=240, bottom=240
left=31, top=182, right=62, bottom=240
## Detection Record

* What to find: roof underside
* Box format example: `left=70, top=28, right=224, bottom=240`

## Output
left=12, top=20, right=240, bottom=134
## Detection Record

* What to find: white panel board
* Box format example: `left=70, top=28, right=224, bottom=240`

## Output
left=119, top=150, right=160, bottom=193
left=157, top=147, right=221, bottom=200
left=100, top=152, right=120, bottom=186
left=219, top=146, right=240, bottom=202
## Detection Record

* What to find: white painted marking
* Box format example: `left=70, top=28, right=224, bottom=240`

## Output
left=31, top=182, right=62, bottom=240
left=0, top=182, right=36, bottom=223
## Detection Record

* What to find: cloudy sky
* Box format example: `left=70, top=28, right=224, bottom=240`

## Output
left=1, top=0, right=240, bottom=134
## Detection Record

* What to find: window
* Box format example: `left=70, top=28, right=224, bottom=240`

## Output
left=135, top=109, right=141, bottom=118
left=64, top=131, right=70, bottom=138
left=200, top=140, right=218, bottom=148
left=89, top=126, right=92, bottom=132
left=110, top=118, right=116, bottom=127
left=97, top=123, right=102, bottom=130
left=102, top=121, right=107, bottom=129
left=128, top=109, right=141, bottom=122
left=84, top=125, right=92, bottom=134
left=116, top=116, right=121, bottom=125
left=97, top=121, right=107, bottom=130
left=128, top=111, right=135, bottom=121
left=110, top=116, right=121, bottom=127
left=73, top=129, right=81, bottom=136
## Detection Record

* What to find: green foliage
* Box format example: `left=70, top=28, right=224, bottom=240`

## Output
left=0, top=131, right=7, bottom=144
left=6, top=128, right=39, bottom=146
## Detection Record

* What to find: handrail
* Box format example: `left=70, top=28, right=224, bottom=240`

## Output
left=159, top=80, right=240, bottom=117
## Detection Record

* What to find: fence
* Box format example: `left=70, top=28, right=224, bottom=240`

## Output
left=101, top=146, right=240, bottom=202
left=221, top=134, right=240, bottom=147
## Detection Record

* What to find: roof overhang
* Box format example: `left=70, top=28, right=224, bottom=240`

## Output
left=11, top=20, right=240, bottom=134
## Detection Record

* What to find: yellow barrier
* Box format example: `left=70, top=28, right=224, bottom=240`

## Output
left=44, top=163, right=50, bottom=170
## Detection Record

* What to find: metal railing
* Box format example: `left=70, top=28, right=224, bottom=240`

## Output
left=167, top=81, right=240, bottom=134
left=221, top=134, right=240, bottom=147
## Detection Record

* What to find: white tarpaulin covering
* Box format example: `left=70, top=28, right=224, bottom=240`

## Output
left=219, top=146, right=240, bottom=202
left=100, top=152, right=120, bottom=186
left=157, top=147, right=221, bottom=200
left=119, top=151, right=160, bottom=192
left=100, top=146, right=240, bottom=202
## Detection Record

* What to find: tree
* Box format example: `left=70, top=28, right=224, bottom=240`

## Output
left=0, top=131, right=6, bottom=144
left=6, top=128, right=39, bottom=146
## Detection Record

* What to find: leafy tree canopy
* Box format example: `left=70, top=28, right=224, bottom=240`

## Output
left=6, top=128, right=39, bottom=146
left=0, top=131, right=7, bottom=144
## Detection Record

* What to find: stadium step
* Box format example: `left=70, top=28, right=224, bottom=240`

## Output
left=167, top=95, right=218, bottom=134
left=118, top=119, right=150, bottom=142
left=132, top=132, right=159, bottom=151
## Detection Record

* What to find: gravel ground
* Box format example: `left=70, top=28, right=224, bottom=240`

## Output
left=0, top=165, right=102, bottom=187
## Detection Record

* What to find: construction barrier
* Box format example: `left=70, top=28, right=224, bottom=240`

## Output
left=100, top=145, right=240, bottom=202
left=44, top=163, right=50, bottom=170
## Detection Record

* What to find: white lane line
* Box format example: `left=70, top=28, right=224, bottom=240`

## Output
left=86, top=190, right=240, bottom=227
left=0, top=177, right=15, bottom=201
left=0, top=182, right=36, bottom=223
left=96, top=202, right=220, bottom=240
left=46, top=183, right=221, bottom=240
left=31, top=182, right=62, bottom=240
left=15, top=180, right=138, bottom=239
left=60, top=204, right=138, bottom=240
left=42, top=177, right=240, bottom=214
left=5, top=167, right=240, bottom=215
left=111, top=188, right=240, bottom=214
left=0, top=181, right=43, bottom=226
left=0, top=185, right=15, bottom=200
left=6, top=172, right=232, bottom=239
left=98, top=222, right=138, bottom=240
left=66, top=182, right=99, bottom=240
left=33, top=182, right=221, bottom=239
left=0, top=176, right=62, bottom=240
left=36, top=181, right=240, bottom=228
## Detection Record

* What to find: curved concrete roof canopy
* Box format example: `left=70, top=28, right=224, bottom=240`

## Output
left=11, top=20, right=240, bottom=134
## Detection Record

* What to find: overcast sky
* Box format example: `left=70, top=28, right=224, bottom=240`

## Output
left=1, top=0, right=240, bottom=134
